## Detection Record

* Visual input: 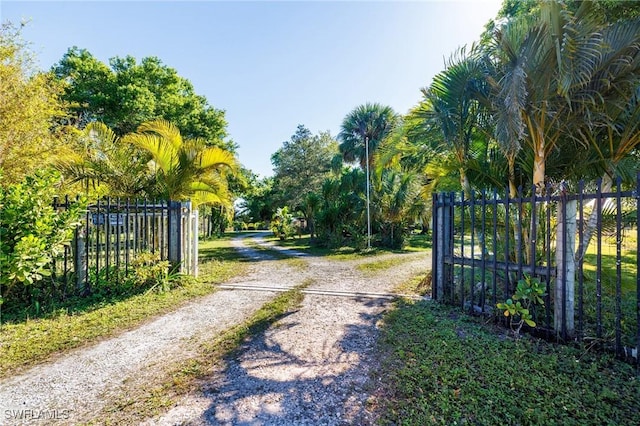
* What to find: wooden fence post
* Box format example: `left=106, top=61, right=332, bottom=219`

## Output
left=556, top=195, right=577, bottom=339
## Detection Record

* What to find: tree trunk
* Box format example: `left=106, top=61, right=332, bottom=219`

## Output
left=576, top=173, right=614, bottom=262
left=507, top=156, right=517, bottom=199
left=460, top=168, right=472, bottom=198
left=532, top=144, right=546, bottom=194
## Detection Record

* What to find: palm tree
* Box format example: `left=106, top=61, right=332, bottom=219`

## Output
left=409, top=46, right=490, bottom=197
left=55, top=122, right=152, bottom=198
left=122, top=120, right=238, bottom=208
left=489, top=1, right=640, bottom=193
left=338, top=103, right=399, bottom=170
left=374, top=168, right=427, bottom=249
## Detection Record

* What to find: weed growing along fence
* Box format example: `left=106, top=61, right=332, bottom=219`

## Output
left=432, top=175, right=639, bottom=369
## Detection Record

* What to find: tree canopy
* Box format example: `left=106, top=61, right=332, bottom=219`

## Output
left=53, top=47, right=234, bottom=151
left=270, top=125, right=338, bottom=210
left=0, top=23, right=66, bottom=185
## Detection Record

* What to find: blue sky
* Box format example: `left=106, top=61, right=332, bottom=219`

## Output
left=2, top=0, right=503, bottom=178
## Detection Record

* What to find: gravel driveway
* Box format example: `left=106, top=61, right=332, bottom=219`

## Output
left=0, top=233, right=430, bottom=425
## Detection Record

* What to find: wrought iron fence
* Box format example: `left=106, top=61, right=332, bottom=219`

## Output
left=51, top=197, right=198, bottom=295
left=432, top=175, right=639, bottom=369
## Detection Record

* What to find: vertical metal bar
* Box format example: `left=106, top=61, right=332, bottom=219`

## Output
left=63, top=195, right=69, bottom=296
left=144, top=199, right=149, bottom=250
left=481, top=189, right=487, bottom=313
left=432, top=193, right=438, bottom=301
left=85, top=201, right=90, bottom=292
left=636, top=171, right=640, bottom=375
left=73, top=196, right=81, bottom=297
left=529, top=185, right=539, bottom=329
left=596, top=178, right=603, bottom=340
left=577, top=180, right=585, bottom=341
left=106, top=197, right=111, bottom=282
left=156, top=200, right=162, bottom=260
left=449, top=192, right=455, bottom=304
left=530, top=186, right=537, bottom=270
left=492, top=189, right=498, bottom=308
left=545, top=183, right=552, bottom=336
left=125, top=199, right=130, bottom=275
left=96, top=199, right=100, bottom=285
left=505, top=187, right=511, bottom=297
left=517, top=187, right=523, bottom=281
left=115, top=198, right=121, bottom=272
left=561, top=186, right=568, bottom=340
left=615, top=177, right=623, bottom=356
left=152, top=199, right=157, bottom=254
left=470, top=190, right=476, bottom=314
left=134, top=199, right=139, bottom=254
left=460, top=191, right=465, bottom=309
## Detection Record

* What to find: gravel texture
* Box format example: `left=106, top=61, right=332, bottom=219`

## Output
left=0, top=233, right=430, bottom=425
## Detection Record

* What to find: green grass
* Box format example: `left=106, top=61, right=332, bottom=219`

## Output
left=357, top=256, right=414, bottom=276
left=266, top=232, right=433, bottom=260
left=374, top=300, right=640, bottom=425
left=0, top=236, right=246, bottom=378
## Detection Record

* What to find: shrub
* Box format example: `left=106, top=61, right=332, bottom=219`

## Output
left=129, top=251, right=171, bottom=292
left=0, top=170, right=84, bottom=309
left=271, top=206, right=295, bottom=240
left=497, top=275, right=546, bottom=336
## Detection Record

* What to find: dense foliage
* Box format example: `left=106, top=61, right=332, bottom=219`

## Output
left=270, top=125, right=338, bottom=211
left=0, top=23, right=67, bottom=185
left=0, top=171, right=84, bottom=312
left=52, top=47, right=234, bottom=150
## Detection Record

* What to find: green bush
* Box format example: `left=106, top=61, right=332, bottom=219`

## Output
left=129, top=251, right=171, bottom=292
left=0, top=170, right=84, bottom=309
left=271, top=206, right=295, bottom=240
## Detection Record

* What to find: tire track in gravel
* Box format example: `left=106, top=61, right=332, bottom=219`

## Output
left=146, top=237, right=431, bottom=426
left=0, top=234, right=308, bottom=426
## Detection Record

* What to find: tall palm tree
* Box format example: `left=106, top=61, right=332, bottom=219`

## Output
left=338, top=103, right=399, bottom=170
left=409, top=46, right=490, bottom=197
left=122, top=120, right=238, bottom=208
left=489, top=1, right=640, bottom=193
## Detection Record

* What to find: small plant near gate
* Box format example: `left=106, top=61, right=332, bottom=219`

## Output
left=130, top=251, right=172, bottom=292
left=497, top=275, right=546, bottom=336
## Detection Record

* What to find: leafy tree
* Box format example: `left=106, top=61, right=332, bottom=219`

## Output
left=0, top=23, right=67, bottom=185
left=338, top=103, right=399, bottom=170
left=53, top=48, right=234, bottom=150
left=235, top=176, right=276, bottom=226
left=123, top=120, right=238, bottom=207
left=271, top=125, right=338, bottom=211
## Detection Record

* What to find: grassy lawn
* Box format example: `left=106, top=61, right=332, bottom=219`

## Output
left=375, top=299, right=640, bottom=425
left=0, top=235, right=247, bottom=377
left=265, top=231, right=432, bottom=260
